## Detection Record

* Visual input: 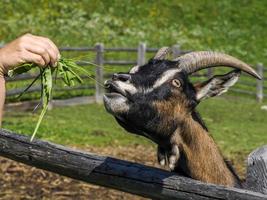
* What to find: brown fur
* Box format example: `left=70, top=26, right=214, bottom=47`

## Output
left=154, top=98, right=240, bottom=187
left=178, top=117, right=237, bottom=186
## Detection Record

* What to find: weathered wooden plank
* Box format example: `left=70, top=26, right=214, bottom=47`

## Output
left=6, top=85, right=41, bottom=96
left=51, top=96, right=95, bottom=107
left=5, top=96, right=95, bottom=111
left=229, top=88, right=256, bottom=96
left=104, top=60, right=137, bottom=65
left=59, top=47, right=95, bottom=51
left=137, top=43, right=146, bottom=66
left=6, top=85, right=94, bottom=97
left=95, top=43, right=104, bottom=104
left=246, top=145, right=267, bottom=194
left=256, top=63, right=264, bottom=102
left=5, top=73, right=39, bottom=82
left=104, top=47, right=137, bottom=52
left=172, top=44, right=181, bottom=59
left=0, top=130, right=266, bottom=200
left=238, top=80, right=256, bottom=87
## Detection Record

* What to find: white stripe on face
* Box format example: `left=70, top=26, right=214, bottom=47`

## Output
left=152, top=69, right=181, bottom=89
left=129, top=65, right=140, bottom=74
left=115, top=81, right=138, bottom=94
left=142, top=69, right=181, bottom=94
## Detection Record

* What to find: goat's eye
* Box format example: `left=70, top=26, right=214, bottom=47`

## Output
left=172, top=79, right=181, bottom=88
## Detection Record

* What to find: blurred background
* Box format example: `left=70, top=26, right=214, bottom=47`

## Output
left=0, top=0, right=266, bottom=199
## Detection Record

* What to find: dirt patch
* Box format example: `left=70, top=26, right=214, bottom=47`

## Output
left=0, top=145, right=160, bottom=200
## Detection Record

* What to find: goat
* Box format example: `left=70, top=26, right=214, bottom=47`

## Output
left=103, top=48, right=261, bottom=187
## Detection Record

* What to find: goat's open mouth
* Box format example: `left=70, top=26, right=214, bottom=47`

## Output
left=103, top=80, right=130, bottom=114
left=104, top=80, right=126, bottom=98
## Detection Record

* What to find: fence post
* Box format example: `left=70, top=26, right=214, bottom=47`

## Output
left=246, top=145, right=267, bottom=194
left=95, top=43, right=104, bottom=104
left=206, top=68, right=213, bottom=79
left=172, top=44, right=181, bottom=59
left=48, top=95, right=53, bottom=110
left=137, top=43, right=146, bottom=66
left=256, top=63, right=263, bottom=102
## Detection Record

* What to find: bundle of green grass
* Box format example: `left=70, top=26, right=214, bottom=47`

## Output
left=8, top=58, right=92, bottom=141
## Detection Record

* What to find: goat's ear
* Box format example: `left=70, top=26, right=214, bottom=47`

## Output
left=194, top=70, right=241, bottom=101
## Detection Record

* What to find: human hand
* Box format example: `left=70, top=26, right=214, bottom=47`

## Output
left=0, top=33, right=60, bottom=77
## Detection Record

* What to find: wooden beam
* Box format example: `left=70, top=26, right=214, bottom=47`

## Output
left=95, top=43, right=104, bottom=104
left=137, top=43, right=146, bottom=66
left=0, top=129, right=266, bottom=200
left=246, top=145, right=267, bottom=194
left=256, top=63, right=264, bottom=102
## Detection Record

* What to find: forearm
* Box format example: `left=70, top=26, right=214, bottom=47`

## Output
left=0, top=77, right=6, bottom=127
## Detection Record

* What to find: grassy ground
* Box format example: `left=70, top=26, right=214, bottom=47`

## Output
left=3, top=101, right=153, bottom=147
left=3, top=95, right=267, bottom=159
left=1, top=1, right=266, bottom=66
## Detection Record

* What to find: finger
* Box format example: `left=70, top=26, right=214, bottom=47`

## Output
left=36, top=35, right=59, bottom=56
left=19, top=34, right=50, bottom=66
left=32, top=40, right=57, bottom=66
left=24, top=43, right=51, bottom=66
left=21, top=51, right=46, bottom=67
left=168, top=145, right=179, bottom=170
left=45, top=38, right=60, bottom=60
left=39, top=38, right=59, bottom=66
left=39, top=42, right=57, bottom=66
left=157, top=146, right=167, bottom=166
left=32, top=35, right=60, bottom=64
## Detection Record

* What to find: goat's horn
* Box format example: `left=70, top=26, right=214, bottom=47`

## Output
left=154, top=47, right=170, bottom=60
left=176, top=51, right=261, bottom=79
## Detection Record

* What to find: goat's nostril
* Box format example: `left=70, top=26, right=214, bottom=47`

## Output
left=119, top=74, right=131, bottom=81
left=112, top=73, right=131, bottom=81
left=112, top=73, right=119, bottom=80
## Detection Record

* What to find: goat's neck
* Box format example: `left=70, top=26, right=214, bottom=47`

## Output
left=174, top=112, right=241, bottom=187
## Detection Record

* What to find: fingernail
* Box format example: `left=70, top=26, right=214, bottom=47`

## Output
left=52, top=61, right=58, bottom=67
left=58, top=53, right=61, bottom=60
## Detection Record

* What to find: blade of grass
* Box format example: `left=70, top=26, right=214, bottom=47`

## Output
left=65, top=63, right=105, bottom=88
left=30, top=104, right=48, bottom=142
left=9, top=57, right=101, bottom=141
left=16, top=73, right=41, bottom=100
left=31, top=67, right=52, bottom=141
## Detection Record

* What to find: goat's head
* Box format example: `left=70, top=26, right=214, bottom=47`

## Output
left=103, top=48, right=260, bottom=146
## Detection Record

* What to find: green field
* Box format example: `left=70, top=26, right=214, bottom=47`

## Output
left=3, top=95, right=267, bottom=158
left=1, top=1, right=266, bottom=64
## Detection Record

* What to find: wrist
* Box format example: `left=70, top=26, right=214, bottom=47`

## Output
left=0, top=75, right=5, bottom=82
left=0, top=64, right=6, bottom=78
left=0, top=49, right=7, bottom=77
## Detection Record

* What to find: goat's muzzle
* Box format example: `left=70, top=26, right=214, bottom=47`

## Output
left=103, top=80, right=130, bottom=115
left=104, top=80, right=127, bottom=97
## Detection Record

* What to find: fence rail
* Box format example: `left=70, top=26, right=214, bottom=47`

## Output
left=0, top=129, right=267, bottom=200
left=3, top=43, right=266, bottom=107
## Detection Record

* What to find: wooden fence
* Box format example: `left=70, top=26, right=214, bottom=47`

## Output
left=4, top=44, right=266, bottom=108
left=0, top=129, right=267, bottom=199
